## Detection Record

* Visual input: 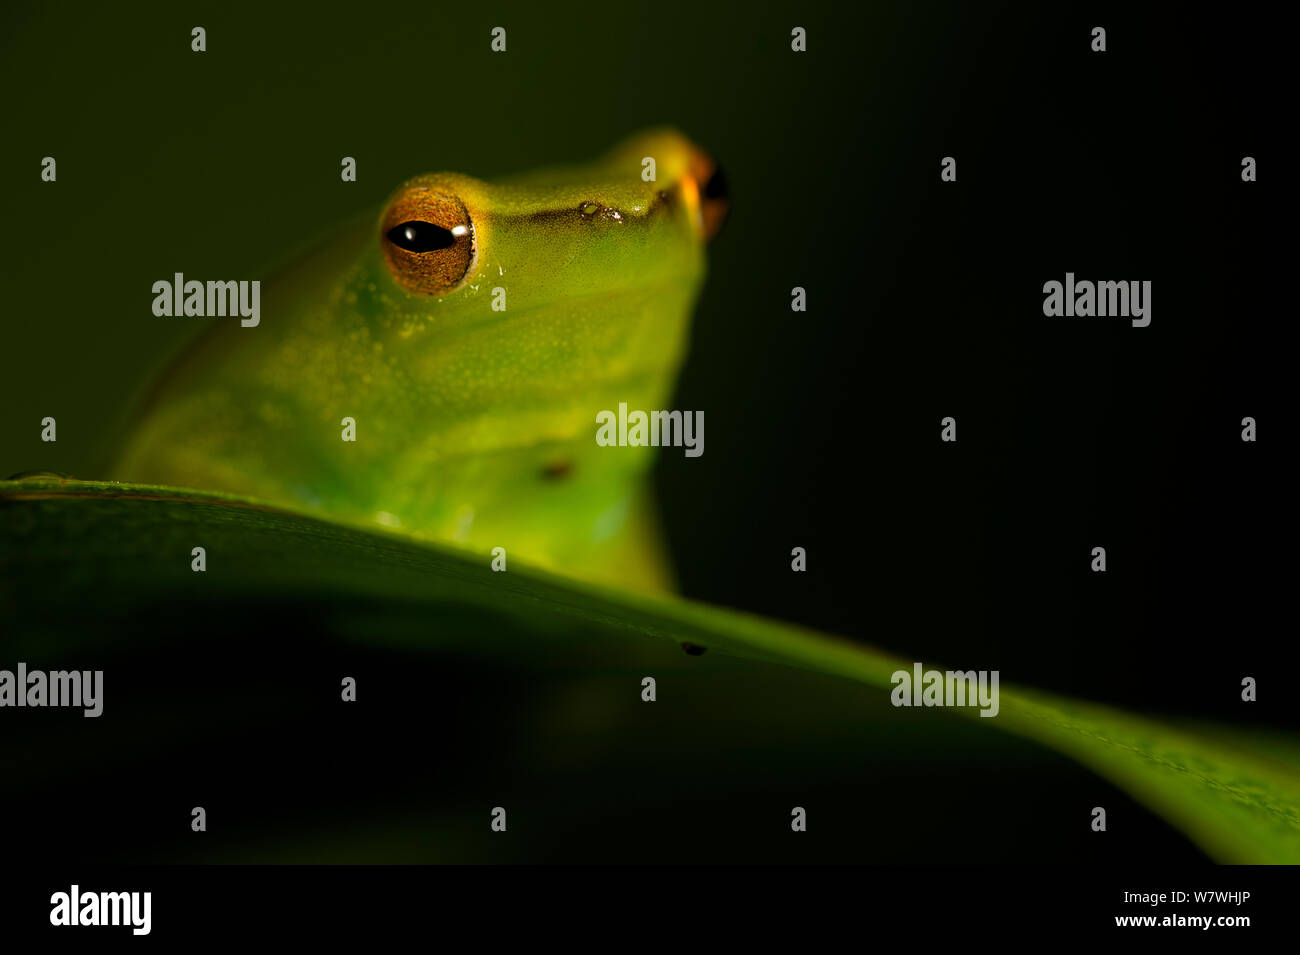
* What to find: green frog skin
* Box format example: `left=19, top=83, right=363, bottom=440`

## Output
left=115, top=129, right=727, bottom=592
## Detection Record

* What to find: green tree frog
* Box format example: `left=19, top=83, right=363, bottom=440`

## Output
left=116, top=129, right=727, bottom=592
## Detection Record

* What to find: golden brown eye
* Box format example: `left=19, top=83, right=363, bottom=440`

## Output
left=380, top=188, right=475, bottom=295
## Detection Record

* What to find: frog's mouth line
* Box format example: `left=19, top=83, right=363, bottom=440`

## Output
left=512, top=162, right=728, bottom=243
left=516, top=188, right=677, bottom=227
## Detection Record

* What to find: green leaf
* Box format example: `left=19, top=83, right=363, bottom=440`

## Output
left=3, top=477, right=1298, bottom=863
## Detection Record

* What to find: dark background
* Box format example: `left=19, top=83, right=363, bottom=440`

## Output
left=0, top=1, right=1290, bottom=863
left=655, top=4, right=1291, bottom=728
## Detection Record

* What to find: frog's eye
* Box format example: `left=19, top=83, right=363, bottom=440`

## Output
left=380, top=189, right=476, bottom=295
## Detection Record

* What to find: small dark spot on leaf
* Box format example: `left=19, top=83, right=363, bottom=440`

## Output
left=681, top=641, right=707, bottom=656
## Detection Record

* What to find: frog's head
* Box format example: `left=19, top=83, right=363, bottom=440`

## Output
left=373, top=128, right=726, bottom=315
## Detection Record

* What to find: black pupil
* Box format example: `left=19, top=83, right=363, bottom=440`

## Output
left=387, top=220, right=456, bottom=253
